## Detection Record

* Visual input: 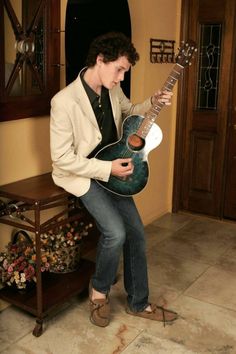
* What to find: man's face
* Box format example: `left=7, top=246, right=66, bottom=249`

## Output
left=98, top=55, right=131, bottom=89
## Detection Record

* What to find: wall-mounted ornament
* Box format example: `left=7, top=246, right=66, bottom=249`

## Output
left=150, top=39, right=175, bottom=63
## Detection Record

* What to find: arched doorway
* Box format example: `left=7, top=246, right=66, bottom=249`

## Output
left=65, top=0, right=131, bottom=97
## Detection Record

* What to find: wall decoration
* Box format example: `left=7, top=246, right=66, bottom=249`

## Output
left=150, top=39, right=175, bottom=63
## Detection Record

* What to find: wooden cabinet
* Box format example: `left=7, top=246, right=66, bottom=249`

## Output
left=0, top=173, right=98, bottom=336
left=0, top=0, right=60, bottom=121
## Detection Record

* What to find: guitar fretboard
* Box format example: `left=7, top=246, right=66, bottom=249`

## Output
left=136, top=63, right=183, bottom=139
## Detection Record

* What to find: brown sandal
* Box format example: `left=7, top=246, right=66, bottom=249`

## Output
left=126, top=303, right=178, bottom=327
left=89, top=281, right=110, bottom=327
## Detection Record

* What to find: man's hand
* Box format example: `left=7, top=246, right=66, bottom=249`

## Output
left=151, top=90, right=173, bottom=106
left=111, top=158, right=134, bottom=177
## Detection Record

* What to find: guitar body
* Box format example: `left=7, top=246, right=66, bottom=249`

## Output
left=95, top=114, right=163, bottom=196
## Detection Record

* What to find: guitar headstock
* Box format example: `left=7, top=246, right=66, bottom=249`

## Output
left=176, top=40, right=197, bottom=67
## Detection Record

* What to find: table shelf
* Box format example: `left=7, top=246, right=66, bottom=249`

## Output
left=0, top=173, right=98, bottom=336
left=0, top=259, right=94, bottom=316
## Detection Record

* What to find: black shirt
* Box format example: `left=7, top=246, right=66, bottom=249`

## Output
left=81, top=71, right=117, bottom=158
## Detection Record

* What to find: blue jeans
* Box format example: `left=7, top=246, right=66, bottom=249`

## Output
left=80, top=180, right=149, bottom=312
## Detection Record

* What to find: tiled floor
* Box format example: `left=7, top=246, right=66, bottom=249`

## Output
left=1, top=212, right=236, bottom=354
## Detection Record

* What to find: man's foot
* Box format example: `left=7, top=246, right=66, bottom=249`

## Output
left=89, top=281, right=110, bottom=327
left=126, top=303, right=178, bottom=327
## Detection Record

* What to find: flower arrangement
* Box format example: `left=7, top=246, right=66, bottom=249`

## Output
left=40, top=220, right=93, bottom=273
left=0, top=219, right=93, bottom=289
left=0, top=232, right=50, bottom=290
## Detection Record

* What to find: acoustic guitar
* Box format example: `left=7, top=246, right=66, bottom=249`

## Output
left=95, top=41, right=197, bottom=196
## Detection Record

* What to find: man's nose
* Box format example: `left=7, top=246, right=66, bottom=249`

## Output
left=119, top=72, right=125, bottom=82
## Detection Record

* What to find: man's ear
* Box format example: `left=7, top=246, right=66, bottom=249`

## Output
left=97, top=54, right=104, bottom=65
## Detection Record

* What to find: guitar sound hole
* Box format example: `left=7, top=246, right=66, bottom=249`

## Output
left=128, top=134, right=145, bottom=151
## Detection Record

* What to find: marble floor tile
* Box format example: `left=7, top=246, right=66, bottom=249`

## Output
left=145, top=225, right=175, bottom=251
left=216, top=245, right=236, bottom=273
left=0, top=306, right=35, bottom=350
left=184, top=266, right=236, bottom=311
left=113, top=293, right=236, bottom=353
left=153, top=228, right=234, bottom=265
left=1, top=305, right=142, bottom=354
left=150, top=212, right=195, bottom=231
left=1, top=213, right=236, bottom=354
left=0, top=299, right=9, bottom=312
left=180, top=217, right=236, bottom=238
left=147, top=249, right=210, bottom=292
left=145, top=295, right=236, bottom=354
left=121, top=332, right=197, bottom=354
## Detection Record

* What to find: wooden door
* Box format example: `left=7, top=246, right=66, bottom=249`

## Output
left=173, top=0, right=236, bottom=219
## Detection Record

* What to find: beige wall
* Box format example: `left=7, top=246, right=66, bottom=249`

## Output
left=0, top=0, right=181, bottom=214
left=129, top=0, right=181, bottom=222
left=0, top=0, right=180, bottom=253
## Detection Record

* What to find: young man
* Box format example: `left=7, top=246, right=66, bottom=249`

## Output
left=50, top=32, right=178, bottom=327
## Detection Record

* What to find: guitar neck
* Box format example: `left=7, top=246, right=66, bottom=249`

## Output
left=136, top=63, right=184, bottom=139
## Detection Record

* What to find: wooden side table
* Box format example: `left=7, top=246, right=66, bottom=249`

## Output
left=0, top=173, right=97, bottom=336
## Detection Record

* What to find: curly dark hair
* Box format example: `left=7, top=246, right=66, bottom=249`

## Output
left=85, top=32, right=139, bottom=67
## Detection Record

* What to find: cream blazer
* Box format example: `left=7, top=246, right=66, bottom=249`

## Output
left=50, top=71, right=152, bottom=197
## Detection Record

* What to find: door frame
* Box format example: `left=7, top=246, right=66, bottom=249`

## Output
left=172, top=0, right=190, bottom=213
left=172, top=0, right=236, bottom=218
left=222, top=23, right=236, bottom=219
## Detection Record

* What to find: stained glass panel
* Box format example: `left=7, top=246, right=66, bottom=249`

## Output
left=197, top=24, right=222, bottom=110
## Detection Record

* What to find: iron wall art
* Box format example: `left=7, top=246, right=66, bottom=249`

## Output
left=150, top=39, right=175, bottom=63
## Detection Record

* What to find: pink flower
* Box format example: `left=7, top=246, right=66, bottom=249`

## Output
left=7, top=265, right=14, bottom=273
left=28, top=265, right=35, bottom=275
